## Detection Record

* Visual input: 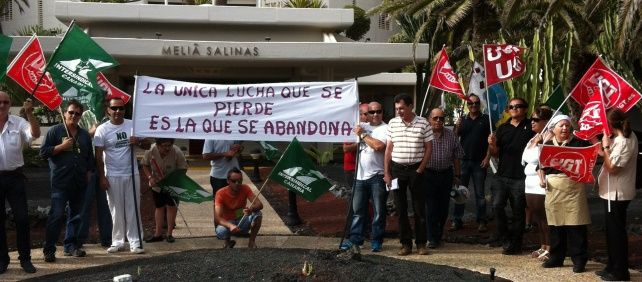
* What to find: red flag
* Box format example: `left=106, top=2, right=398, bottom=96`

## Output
left=539, top=143, right=600, bottom=183
left=6, top=36, right=62, bottom=110
left=569, top=57, right=642, bottom=112
left=429, top=48, right=468, bottom=101
left=574, top=85, right=611, bottom=140
left=483, top=44, right=526, bottom=86
left=97, top=72, right=131, bottom=104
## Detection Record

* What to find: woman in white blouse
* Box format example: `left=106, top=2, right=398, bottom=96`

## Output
left=521, top=106, right=552, bottom=261
left=596, top=109, right=638, bottom=281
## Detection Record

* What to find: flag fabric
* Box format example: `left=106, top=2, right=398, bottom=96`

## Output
left=429, top=48, right=468, bottom=101
left=6, top=36, right=62, bottom=110
left=487, top=83, right=508, bottom=125
left=156, top=170, right=213, bottom=203
left=97, top=72, right=131, bottom=104
left=539, top=143, right=600, bottom=183
left=259, top=141, right=281, bottom=161
left=574, top=89, right=611, bottom=140
left=467, top=62, right=488, bottom=111
left=569, top=57, right=642, bottom=112
left=268, top=137, right=333, bottom=201
left=483, top=44, right=527, bottom=86
left=0, top=34, right=13, bottom=81
left=544, top=85, right=570, bottom=115
left=46, top=24, right=118, bottom=120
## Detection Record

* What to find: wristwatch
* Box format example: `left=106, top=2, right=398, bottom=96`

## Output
left=360, top=133, right=368, bottom=139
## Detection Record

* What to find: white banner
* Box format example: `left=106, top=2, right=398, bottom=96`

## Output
left=132, top=76, right=359, bottom=142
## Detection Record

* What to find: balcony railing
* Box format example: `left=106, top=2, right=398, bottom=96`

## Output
left=120, top=0, right=327, bottom=8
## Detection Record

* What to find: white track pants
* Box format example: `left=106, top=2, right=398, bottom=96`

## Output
left=106, top=175, right=143, bottom=250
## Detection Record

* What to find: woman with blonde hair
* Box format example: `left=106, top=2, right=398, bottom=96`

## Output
left=539, top=114, right=591, bottom=273
left=595, top=109, right=638, bottom=281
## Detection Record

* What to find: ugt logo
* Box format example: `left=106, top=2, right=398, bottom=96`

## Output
left=116, top=132, right=128, bottom=140
left=547, top=151, right=588, bottom=181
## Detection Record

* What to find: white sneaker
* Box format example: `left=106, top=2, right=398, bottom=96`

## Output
left=131, top=248, right=145, bottom=254
left=107, top=246, right=123, bottom=253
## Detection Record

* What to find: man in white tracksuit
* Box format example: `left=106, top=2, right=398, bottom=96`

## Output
left=94, top=97, right=149, bottom=254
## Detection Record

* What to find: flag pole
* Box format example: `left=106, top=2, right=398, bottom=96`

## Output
left=482, top=46, right=493, bottom=134
left=597, top=78, right=612, bottom=213
left=419, top=84, right=432, bottom=117
left=130, top=128, right=144, bottom=249
left=30, top=20, right=76, bottom=97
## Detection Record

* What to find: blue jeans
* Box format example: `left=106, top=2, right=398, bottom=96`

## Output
left=215, top=211, right=262, bottom=239
left=348, top=174, right=387, bottom=245
left=44, top=181, right=84, bottom=255
left=65, top=171, right=112, bottom=250
left=491, top=175, right=526, bottom=248
left=452, top=160, right=488, bottom=224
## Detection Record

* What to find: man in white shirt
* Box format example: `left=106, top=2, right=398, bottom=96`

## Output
left=94, top=97, right=149, bottom=254
left=0, top=92, right=39, bottom=273
left=340, top=102, right=388, bottom=252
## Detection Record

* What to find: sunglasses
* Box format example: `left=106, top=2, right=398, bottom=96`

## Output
left=508, top=104, right=527, bottom=110
left=432, top=116, right=445, bottom=121
left=368, top=110, right=383, bottom=115
left=228, top=179, right=242, bottom=184
left=67, top=111, right=82, bottom=117
left=467, top=101, right=481, bottom=106
left=0, top=101, right=9, bottom=105
left=109, top=106, right=125, bottom=112
left=531, top=117, right=544, bottom=122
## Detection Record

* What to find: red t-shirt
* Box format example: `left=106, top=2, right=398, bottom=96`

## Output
left=215, top=184, right=255, bottom=221
left=343, top=142, right=356, bottom=171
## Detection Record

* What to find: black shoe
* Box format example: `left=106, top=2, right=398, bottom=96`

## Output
left=542, top=260, right=563, bottom=268
left=145, top=235, right=164, bottom=243
left=600, top=272, right=630, bottom=281
left=595, top=269, right=610, bottom=277
left=572, top=264, right=585, bottom=273
left=0, top=261, right=8, bottom=274
left=223, top=240, right=236, bottom=249
left=166, top=235, right=175, bottom=243
left=20, top=261, right=36, bottom=274
left=71, top=248, right=86, bottom=257
left=43, top=253, right=56, bottom=263
left=427, top=242, right=438, bottom=249
left=502, top=246, right=521, bottom=255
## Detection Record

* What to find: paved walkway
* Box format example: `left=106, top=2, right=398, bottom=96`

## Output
left=2, top=167, right=640, bottom=281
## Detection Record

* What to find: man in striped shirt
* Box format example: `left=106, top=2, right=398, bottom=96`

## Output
left=384, top=93, right=433, bottom=256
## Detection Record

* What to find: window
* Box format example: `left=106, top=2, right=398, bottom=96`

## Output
left=378, top=13, right=390, bottom=30
left=1, top=1, right=12, bottom=22
left=38, top=0, right=43, bottom=27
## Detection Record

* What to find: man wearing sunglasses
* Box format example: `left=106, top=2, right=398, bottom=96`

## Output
left=215, top=168, right=263, bottom=248
left=488, top=97, right=535, bottom=255
left=341, top=102, right=388, bottom=252
left=425, top=108, right=463, bottom=249
left=0, top=92, right=39, bottom=273
left=451, top=94, right=492, bottom=233
left=40, top=99, right=93, bottom=263
left=95, top=97, right=150, bottom=255
left=384, top=93, right=433, bottom=256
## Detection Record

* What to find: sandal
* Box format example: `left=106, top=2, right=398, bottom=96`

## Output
left=538, top=250, right=550, bottom=261
left=531, top=248, right=546, bottom=258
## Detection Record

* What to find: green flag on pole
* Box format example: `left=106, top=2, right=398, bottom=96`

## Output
left=544, top=85, right=569, bottom=114
left=0, top=34, right=13, bottom=81
left=156, top=170, right=213, bottom=203
left=45, top=24, right=118, bottom=120
left=268, top=137, right=332, bottom=202
left=259, top=141, right=281, bottom=161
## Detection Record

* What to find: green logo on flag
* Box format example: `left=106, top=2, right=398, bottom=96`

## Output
left=157, top=170, right=213, bottom=203
left=268, top=138, right=331, bottom=202
left=259, top=141, right=281, bottom=161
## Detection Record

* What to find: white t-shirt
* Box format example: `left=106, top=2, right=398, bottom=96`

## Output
left=521, top=141, right=545, bottom=195
left=94, top=119, right=139, bottom=176
left=357, top=122, right=388, bottom=180
left=598, top=133, right=638, bottom=201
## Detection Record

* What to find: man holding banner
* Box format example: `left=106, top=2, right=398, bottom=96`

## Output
left=142, top=138, right=188, bottom=244
left=384, top=93, right=433, bottom=256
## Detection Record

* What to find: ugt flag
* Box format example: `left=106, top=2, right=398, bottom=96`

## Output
left=539, top=143, right=600, bottom=183
left=259, top=141, right=282, bottom=161
left=569, top=57, right=641, bottom=112
left=97, top=72, right=130, bottom=104
left=156, top=170, right=213, bottom=203
left=429, top=48, right=467, bottom=101
left=268, top=137, right=332, bottom=201
left=574, top=88, right=611, bottom=140
left=483, top=44, right=526, bottom=86
left=6, top=36, right=62, bottom=110
left=46, top=24, right=118, bottom=120
left=0, top=34, right=13, bottom=81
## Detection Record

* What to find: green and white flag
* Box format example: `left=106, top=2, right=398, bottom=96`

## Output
left=46, top=24, right=118, bottom=120
left=268, top=137, right=332, bottom=202
left=156, top=170, right=213, bottom=203
left=0, top=34, right=12, bottom=81
left=259, top=141, right=281, bottom=161
left=544, top=85, right=570, bottom=115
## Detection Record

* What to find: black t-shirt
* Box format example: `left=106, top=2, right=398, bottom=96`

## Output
left=495, top=118, right=535, bottom=179
left=542, top=138, right=591, bottom=175
left=459, top=114, right=492, bottom=161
